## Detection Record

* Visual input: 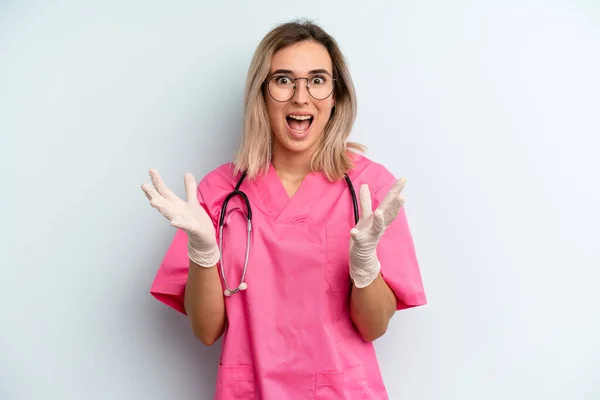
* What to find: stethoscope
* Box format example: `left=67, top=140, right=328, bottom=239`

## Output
left=218, top=171, right=359, bottom=296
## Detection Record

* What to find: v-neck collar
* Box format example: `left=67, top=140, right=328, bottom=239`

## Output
left=253, top=163, right=329, bottom=224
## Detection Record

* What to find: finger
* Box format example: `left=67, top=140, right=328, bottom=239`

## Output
left=372, top=209, right=385, bottom=234
left=377, top=178, right=406, bottom=213
left=359, top=184, right=373, bottom=219
left=149, top=169, right=176, bottom=200
left=350, top=227, right=363, bottom=242
left=149, top=197, right=178, bottom=221
left=184, top=173, right=198, bottom=204
left=382, top=195, right=405, bottom=226
left=141, top=183, right=160, bottom=201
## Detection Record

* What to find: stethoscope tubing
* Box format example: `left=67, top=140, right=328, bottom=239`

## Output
left=218, top=171, right=358, bottom=296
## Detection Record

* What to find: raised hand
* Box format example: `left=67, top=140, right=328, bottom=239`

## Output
left=349, top=178, right=406, bottom=288
left=141, top=169, right=219, bottom=267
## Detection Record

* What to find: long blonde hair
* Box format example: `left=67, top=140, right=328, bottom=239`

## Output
left=232, top=20, right=365, bottom=181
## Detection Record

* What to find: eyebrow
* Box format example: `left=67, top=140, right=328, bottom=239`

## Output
left=270, top=68, right=332, bottom=76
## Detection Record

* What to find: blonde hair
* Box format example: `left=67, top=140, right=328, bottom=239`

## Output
left=232, top=20, right=365, bottom=181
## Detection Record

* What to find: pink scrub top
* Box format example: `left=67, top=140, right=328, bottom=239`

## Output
left=150, top=153, right=427, bottom=399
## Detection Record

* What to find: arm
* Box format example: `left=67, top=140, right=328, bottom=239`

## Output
left=350, top=273, right=396, bottom=342
left=142, top=169, right=225, bottom=346
left=184, top=261, right=226, bottom=346
left=348, top=178, right=407, bottom=341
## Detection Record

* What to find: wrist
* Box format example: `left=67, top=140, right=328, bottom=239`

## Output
left=350, top=257, right=381, bottom=288
left=188, top=241, right=220, bottom=268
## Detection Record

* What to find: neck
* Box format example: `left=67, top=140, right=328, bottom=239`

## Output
left=271, top=146, right=313, bottom=181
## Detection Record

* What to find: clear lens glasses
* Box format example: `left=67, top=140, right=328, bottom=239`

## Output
left=265, top=74, right=335, bottom=102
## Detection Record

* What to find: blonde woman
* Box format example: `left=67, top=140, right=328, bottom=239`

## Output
left=142, top=20, right=426, bottom=400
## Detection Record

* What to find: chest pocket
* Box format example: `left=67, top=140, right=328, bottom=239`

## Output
left=325, top=224, right=352, bottom=293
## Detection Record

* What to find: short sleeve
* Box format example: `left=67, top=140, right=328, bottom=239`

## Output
left=373, top=177, right=427, bottom=310
left=149, top=229, right=190, bottom=314
left=149, top=181, right=217, bottom=315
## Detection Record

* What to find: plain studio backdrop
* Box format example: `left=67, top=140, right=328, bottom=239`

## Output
left=1, top=1, right=599, bottom=399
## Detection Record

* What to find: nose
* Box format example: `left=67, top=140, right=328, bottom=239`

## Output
left=292, top=78, right=310, bottom=105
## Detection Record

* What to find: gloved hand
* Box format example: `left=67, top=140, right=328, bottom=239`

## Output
left=141, top=169, right=220, bottom=268
left=349, top=178, right=406, bottom=288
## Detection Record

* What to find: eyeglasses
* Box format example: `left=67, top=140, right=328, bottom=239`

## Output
left=264, top=74, right=336, bottom=102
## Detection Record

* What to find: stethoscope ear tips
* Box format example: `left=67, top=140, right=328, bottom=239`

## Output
left=224, top=282, right=248, bottom=297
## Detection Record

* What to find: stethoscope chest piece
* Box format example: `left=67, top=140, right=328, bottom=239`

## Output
left=224, top=282, right=248, bottom=297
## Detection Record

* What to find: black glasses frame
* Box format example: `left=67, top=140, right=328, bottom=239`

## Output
left=263, top=75, right=337, bottom=102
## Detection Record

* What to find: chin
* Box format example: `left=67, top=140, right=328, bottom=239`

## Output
left=285, top=139, right=318, bottom=154
left=275, top=124, right=322, bottom=154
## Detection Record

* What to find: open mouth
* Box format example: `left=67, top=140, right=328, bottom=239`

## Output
left=286, top=114, right=314, bottom=134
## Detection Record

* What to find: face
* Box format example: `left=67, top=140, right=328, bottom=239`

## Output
left=264, top=40, right=336, bottom=158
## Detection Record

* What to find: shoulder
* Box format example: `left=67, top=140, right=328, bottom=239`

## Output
left=197, top=162, right=239, bottom=192
left=195, top=162, right=240, bottom=216
left=347, top=152, right=397, bottom=193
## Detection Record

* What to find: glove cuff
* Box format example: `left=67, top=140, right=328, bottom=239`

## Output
left=350, top=258, right=381, bottom=288
left=188, top=243, right=220, bottom=268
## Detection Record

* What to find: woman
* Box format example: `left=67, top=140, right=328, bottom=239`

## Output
left=141, top=20, right=426, bottom=400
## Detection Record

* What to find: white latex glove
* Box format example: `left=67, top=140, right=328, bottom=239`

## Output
left=141, top=169, right=220, bottom=267
left=349, top=178, right=406, bottom=288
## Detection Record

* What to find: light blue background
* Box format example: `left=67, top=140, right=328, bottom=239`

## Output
left=1, top=1, right=599, bottom=399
